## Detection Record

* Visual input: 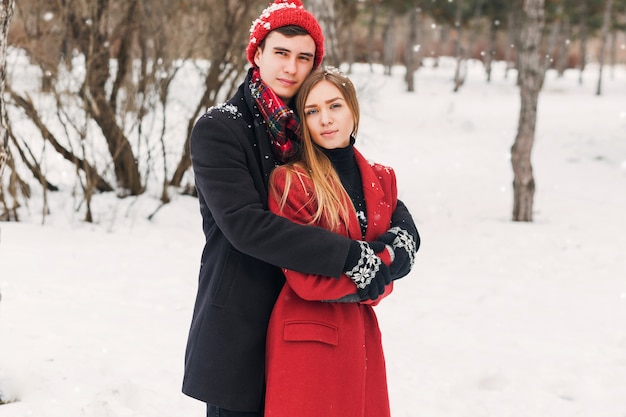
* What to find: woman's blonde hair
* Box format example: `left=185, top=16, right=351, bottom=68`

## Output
left=270, top=66, right=360, bottom=232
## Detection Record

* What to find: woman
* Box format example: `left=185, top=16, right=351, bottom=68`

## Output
left=265, top=66, right=415, bottom=417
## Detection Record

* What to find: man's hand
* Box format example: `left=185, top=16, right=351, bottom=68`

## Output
left=378, top=227, right=418, bottom=281
left=343, top=240, right=391, bottom=301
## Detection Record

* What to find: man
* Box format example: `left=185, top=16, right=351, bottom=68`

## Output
left=183, top=1, right=419, bottom=416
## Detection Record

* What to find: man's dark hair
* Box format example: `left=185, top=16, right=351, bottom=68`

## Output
left=258, top=25, right=310, bottom=50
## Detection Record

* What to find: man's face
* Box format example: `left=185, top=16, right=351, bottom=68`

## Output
left=254, top=31, right=316, bottom=103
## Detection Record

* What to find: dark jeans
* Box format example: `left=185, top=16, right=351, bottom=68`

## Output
left=206, top=404, right=262, bottom=417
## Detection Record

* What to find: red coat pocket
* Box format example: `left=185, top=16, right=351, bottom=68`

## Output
left=283, top=321, right=338, bottom=346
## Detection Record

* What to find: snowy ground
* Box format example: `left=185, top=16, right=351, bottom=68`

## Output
left=1, top=58, right=626, bottom=417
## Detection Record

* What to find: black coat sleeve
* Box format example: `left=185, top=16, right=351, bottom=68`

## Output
left=391, top=199, right=421, bottom=252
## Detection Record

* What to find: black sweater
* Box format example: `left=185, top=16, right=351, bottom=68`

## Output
left=321, top=141, right=367, bottom=239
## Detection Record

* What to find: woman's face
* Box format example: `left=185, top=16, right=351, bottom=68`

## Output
left=303, top=80, right=354, bottom=149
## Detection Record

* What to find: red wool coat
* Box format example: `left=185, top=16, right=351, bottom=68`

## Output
left=265, top=148, right=397, bottom=417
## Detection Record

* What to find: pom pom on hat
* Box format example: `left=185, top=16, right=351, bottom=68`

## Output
left=247, top=0, right=325, bottom=69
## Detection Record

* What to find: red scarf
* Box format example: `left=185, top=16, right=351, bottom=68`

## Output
left=249, top=67, right=301, bottom=163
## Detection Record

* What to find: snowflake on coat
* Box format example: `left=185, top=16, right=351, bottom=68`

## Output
left=203, top=103, right=242, bottom=121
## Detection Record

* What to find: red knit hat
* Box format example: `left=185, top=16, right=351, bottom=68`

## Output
left=247, top=0, right=325, bottom=69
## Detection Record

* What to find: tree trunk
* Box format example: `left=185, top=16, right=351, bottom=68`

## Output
left=86, top=50, right=143, bottom=195
left=457, top=0, right=484, bottom=88
left=556, top=17, right=570, bottom=77
left=367, top=1, right=378, bottom=72
left=346, top=21, right=354, bottom=74
left=577, top=2, right=588, bottom=85
left=595, top=0, right=614, bottom=96
left=485, top=20, right=497, bottom=82
left=609, top=30, right=616, bottom=79
left=67, top=0, right=143, bottom=196
left=452, top=0, right=465, bottom=92
left=542, top=6, right=562, bottom=75
left=307, top=0, right=340, bottom=67
left=169, top=52, right=247, bottom=189
left=0, top=0, right=13, bottom=178
left=405, top=7, right=419, bottom=92
left=169, top=1, right=255, bottom=189
left=382, top=9, right=396, bottom=76
left=433, top=25, right=449, bottom=68
left=504, top=8, right=516, bottom=79
left=511, top=0, right=545, bottom=222
left=0, top=0, right=14, bottom=236
left=9, top=90, right=113, bottom=192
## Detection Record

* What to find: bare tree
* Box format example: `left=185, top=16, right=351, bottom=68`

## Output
left=432, top=24, right=449, bottom=69
left=453, top=0, right=485, bottom=92
left=596, top=0, right=614, bottom=95
left=366, top=0, right=380, bottom=72
left=483, top=16, right=498, bottom=82
left=169, top=1, right=263, bottom=189
left=343, top=6, right=356, bottom=73
left=577, top=2, right=589, bottom=85
left=405, top=6, right=421, bottom=92
left=0, top=0, right=14, bottom=322
left=71, top=0, right=144, bottom=195
left=330, top=0, right=359, bottom=72
left=8, top=0, right=148, bottom=197
left=7, top=0, right=220, bottom=214
left=511, top=0, right=545, bottom=222
left=555, top=15, right=571, bottom=77
left=542, top=5, right=564, bottom=75
left=608, top=27, right=616, bottom=78
left=452, top=0, right=466, bottom=91
left=504, top=6, right=520, bottom=79
left=382, top=8, right=397, bottom=75
left=308, top=0, right=341, bottom=66
left=0, top=0, right=13, bottom=179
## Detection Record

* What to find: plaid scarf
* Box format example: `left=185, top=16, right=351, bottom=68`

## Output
left=249, top=67, right=301, bottom=163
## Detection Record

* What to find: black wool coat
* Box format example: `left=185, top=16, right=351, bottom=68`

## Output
left=182, top=71, right=352, bottom=411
